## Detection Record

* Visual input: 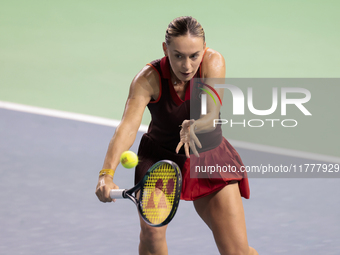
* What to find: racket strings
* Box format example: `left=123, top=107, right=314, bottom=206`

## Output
left=141, top=163, right=177, bottom=224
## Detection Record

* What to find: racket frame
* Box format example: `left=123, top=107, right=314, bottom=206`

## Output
left=137, top=160, right=182, bottom=227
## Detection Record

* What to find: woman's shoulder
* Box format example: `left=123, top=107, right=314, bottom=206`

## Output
left=201, top=48, right=226, bottom=78
left=134, top=64, right=159, bottom=84
left=203, top=48, right=225, bottom=63
left=130, top=64, right=160, bottom=100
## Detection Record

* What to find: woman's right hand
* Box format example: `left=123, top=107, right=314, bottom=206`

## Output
left=95, top=175, right=119, bottom=202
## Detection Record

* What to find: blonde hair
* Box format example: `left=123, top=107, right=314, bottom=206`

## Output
left=165, top=16, right=205, bottom=45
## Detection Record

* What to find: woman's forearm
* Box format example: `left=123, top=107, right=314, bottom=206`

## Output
left=192, top=112, right=219, bottom=134
left=102, top=122, right=138, bottom=171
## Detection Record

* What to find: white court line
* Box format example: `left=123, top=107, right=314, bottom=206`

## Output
left=1, top=100, right=339, bottom=163
left=0, top=100, right=148, bottom=132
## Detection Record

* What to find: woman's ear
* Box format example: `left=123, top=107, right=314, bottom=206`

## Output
left=162, top=42, right=168, bottom=57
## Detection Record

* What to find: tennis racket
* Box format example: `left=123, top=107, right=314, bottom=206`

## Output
left=110, top=160, right=182, bottom=227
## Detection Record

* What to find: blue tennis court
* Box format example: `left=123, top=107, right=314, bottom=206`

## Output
left=1, top=107, right=339, bottom=254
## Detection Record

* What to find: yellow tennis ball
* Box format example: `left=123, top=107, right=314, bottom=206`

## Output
left=120, top=151, right=138, bottom=168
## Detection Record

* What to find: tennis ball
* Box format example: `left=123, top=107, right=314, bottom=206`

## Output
left=120, top=151, right=138, bottom=168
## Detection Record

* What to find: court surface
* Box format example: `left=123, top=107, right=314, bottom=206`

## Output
left=1, top=107, right=339, bottom=255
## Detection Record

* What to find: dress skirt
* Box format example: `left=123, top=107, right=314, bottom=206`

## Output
left=135, top=134, right=250, bottom=201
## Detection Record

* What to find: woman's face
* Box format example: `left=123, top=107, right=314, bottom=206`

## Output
left=163, top=35, right=206, bottom=82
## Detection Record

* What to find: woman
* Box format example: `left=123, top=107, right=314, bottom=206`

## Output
left=96, top=16, right=258, bottom=255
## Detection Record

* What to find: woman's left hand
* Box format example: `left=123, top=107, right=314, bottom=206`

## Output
left=176, top=119, right=202, bottom=158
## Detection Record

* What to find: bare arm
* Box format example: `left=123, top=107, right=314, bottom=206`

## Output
left=176, top=49, right=226, bottom=157
left=193, top=49, right=226, bottom=133
left=96, top=66, right=159, bottom=202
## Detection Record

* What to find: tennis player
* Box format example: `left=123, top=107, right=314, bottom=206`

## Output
left=96, top=16, right=258, bottom=255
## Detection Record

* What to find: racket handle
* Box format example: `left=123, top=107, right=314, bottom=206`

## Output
left=110, top=189, right=126, bottom=199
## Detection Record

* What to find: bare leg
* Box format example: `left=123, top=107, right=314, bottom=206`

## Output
left=137, top=190, right=168, bottom=255
left=138, top=214, right=168, bottom=255
left=193, top=182, right=259, bottom=255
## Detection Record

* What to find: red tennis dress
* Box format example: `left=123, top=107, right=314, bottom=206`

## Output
left=135, top=50, right=250, bottom=201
